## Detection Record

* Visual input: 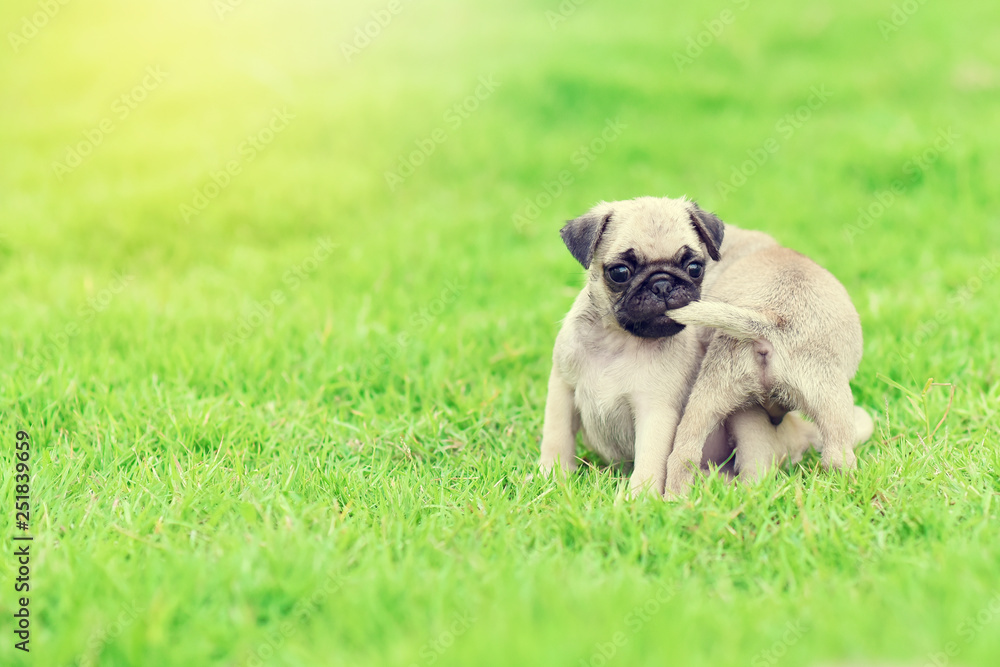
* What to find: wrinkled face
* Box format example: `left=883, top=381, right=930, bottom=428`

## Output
left=600, top=243, right=706, bottom=338
left=561, top=197, right=723, bottom=339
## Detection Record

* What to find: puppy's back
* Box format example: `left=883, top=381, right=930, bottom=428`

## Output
left=711, top=246, right=863, bottom=369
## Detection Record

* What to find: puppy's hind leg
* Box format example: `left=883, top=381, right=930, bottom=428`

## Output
left=805, top=381, right=858, bottom=471
left=665, top=374, right=747, bottom=495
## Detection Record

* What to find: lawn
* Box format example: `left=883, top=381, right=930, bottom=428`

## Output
left=1, top=0, right=999, bottom=665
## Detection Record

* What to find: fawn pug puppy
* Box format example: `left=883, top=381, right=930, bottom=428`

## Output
left=538, top=196, right=818, bottom=495
left=664, top=213, right=873, bottom=495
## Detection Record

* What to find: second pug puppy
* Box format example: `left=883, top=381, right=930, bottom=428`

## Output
left=539, top=196, right=813, bottom=494
left=664, top=216, right=869, bottom=495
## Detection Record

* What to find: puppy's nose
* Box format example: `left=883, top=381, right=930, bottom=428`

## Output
left=649, top=274, right=673, bottom=297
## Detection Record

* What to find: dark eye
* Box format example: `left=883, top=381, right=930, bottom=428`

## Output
left=606, top=265, right=632, bottom=283
left=687, top=261, right=704, bottom=279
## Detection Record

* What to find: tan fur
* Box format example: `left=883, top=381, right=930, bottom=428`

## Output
left=539, top=196, right=837, bottom=496
left=664, top=222, right=872, bottom=494
left=539, top=198, right=708, bottom=494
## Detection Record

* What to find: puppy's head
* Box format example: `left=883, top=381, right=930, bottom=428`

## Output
left=561, top=196, right=723, bottom=338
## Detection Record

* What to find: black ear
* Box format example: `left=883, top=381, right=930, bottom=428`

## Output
left=560, top=209, right=612, bottom=268
left=688, top=204, right=724, bottom=261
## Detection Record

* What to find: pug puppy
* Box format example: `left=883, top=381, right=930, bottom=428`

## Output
left=538, top=196, right=817, bottom=495
left=664, top=214, right=871, bottom=495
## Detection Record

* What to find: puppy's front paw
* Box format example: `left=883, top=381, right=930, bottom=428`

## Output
left=538, top=457, right=554, bottom=476
left=539, top=455, right=578, bottom=477
left=627, top=472, right=662, bottom=500
left=821, top=448, right=857, bottom=471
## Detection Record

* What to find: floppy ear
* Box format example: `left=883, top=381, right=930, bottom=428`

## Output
left=688, top=204, right=724, bottom=261
left=560, top=208, right=612, bottom=268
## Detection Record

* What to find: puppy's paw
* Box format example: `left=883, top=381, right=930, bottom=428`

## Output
left=662, top=478, right=689, bottom=501
left=821, top=447, right=857, bottom=471
left=853, top=406, right=875, bottom=445
left=664, top=459, right=696, bottom=497
left=538, top=455, right=578, bottom=477
left=627, top=472, right=662, bottom=500
left=627, top=485, right=658, bottom=501
left=538, top=458, right=554, bottom=476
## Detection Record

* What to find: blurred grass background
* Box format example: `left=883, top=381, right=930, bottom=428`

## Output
left=1, top=0, right=999, bottom=665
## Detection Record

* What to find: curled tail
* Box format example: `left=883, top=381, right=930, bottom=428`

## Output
left=669, top=300, right=777, bottom=341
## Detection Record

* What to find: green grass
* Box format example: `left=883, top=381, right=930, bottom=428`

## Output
left=1, top=0, right=999, bottom=665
